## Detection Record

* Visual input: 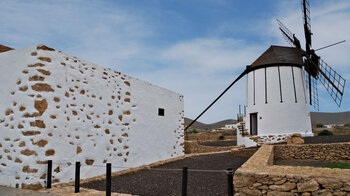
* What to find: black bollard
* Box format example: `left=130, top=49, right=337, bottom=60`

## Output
left=75, top=162, right=80, bottom=193
left=47, top=160, right=52, bottom=188
left=106, top=163, right=111, bottom=196
left=182, top=167, right=188, bottom=196
left=227, top=168, right=233, bottom=196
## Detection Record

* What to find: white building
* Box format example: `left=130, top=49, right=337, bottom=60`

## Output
left=224, top=124, right=237, bottom=129
left=237, top=46, right=313, bottom=147
left=0, top=45, right=184, bottom=189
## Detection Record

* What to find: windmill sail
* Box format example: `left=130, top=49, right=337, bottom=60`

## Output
left=277, top=19, right=301, bottom=49
left=302, top=0, right=312, bottom=49
left=305, top=72, right=319, bottom=110
left=318, top=59, right=346, bottom=107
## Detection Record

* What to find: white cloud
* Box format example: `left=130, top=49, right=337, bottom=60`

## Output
left=0, top=0, right=153, bottom=67
left=159, top=38, right=262, bottom=74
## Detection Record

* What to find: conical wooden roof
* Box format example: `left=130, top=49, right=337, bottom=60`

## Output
left=251, top=45, right=304, bottom=68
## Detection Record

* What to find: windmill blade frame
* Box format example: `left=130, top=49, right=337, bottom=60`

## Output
left=302, top=0, right=312, bottom=50
left=318, top=59, right=346, bottom=107
left=305, top=71, right=320, bottom=110
left=277, top=19, right=301, bottom=49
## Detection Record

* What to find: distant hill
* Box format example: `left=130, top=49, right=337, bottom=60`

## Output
left=184, top=118, right=237, bottom=130
left=185, top=111, right=350, bottom=130
left=310, top=111, right=350, bottom=125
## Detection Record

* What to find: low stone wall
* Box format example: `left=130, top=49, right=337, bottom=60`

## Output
left=184, top=141, right=232, bottom=154
left=274, top=143, right=350, bottom=160
left=185, top=133, right=236, bottom=141
left=231, top=147, right=260, bottom=158
left=234, top=143, right=350, bottom=196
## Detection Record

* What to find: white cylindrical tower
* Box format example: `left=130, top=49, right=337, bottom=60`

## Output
left=238, top=46, right=313, bottom=147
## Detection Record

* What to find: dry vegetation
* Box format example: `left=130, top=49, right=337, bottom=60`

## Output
left=313, top=124, right=350, bottom=135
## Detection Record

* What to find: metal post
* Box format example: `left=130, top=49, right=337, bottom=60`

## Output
left=47, top=160, right=52, bottom=188
left=227, top=168, right=233, bottom=196
left=182, top=167, right=188, bottom=196
left=75, top=162, right=80, bottom=193
left=106, top=163, right=111, bottom=196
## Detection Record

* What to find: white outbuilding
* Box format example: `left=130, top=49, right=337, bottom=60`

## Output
left=0, top=45, right=184, bottom=189
left=237, top=46, right=313, bottom=147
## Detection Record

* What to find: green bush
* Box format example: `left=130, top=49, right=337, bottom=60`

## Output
left=185, top=129, right=198, bottom=134
left=324, top=162, right=350, bottom=169
left=318, top=129, right=333, bottom=136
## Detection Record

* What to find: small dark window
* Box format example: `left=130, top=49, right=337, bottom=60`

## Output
left=158, top=108, right=165, bottom=116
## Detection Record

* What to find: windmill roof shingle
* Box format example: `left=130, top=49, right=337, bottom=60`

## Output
left=251, top=45, right=304, bottom=68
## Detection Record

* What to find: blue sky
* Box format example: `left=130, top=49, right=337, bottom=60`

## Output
left=1, top=0, right=350, bottom=123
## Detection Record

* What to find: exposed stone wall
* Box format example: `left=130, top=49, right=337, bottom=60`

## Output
left=230, top=147, right=259, bottom=158
left=249, top=134, right=287, bottom=145
left=234, top=143, right=350, bottom=196
left=0, top=44, right=14, bottom=53
left=185, top=133, right=235, bottom=141
left=274, top=143, right=350, bottom=160
left=184, top=141, right=232, bottom=154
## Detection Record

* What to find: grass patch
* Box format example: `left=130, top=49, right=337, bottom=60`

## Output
left=324, top=162, right=350, bottom=169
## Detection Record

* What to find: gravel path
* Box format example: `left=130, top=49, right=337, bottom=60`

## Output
left=303, top=135, right=350, bottom=144
left=82, top=153, right=248, bottom=196
left=199, top=140, right=237, bottom=147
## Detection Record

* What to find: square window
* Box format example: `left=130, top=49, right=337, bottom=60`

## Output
left=158, top=108, right=164, bottom=116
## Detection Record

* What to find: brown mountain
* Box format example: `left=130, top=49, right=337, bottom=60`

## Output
left=310, top=111, right=350, bottom=125
left=184, top=118, right=237, bottom=130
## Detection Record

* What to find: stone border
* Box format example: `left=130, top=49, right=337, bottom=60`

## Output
left=231, top=146, right=260, bottom=158
left=274, top=142, right=350, bottom=160
left=184, top=140, right=235, bottom=154
left=234, top=143, right=350, bottom=195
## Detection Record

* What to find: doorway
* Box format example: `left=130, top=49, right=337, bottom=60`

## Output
left=250, top=113, right=258, bottom=135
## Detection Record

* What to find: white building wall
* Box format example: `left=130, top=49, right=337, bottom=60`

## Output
left=0, top=45, right=184, bottom=189
left=238, top=66, right=312, bottom=147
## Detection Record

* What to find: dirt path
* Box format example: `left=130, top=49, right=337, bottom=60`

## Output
left=82, top=153, right=248, bottom=196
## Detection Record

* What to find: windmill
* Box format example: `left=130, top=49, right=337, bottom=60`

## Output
left=185, top=0, right=346, bottom=147
left=277, top=0, right=346, bottom=111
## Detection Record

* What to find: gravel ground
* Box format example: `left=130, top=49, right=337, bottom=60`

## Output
left=82, top=135, right=350, bottom=195
left=82, top=153, right=248, bottom=196
left=303, top=135, right=350, bottom=144
left=199, top=140, right=237, bottom=147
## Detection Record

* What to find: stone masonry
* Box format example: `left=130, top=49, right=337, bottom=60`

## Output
left=234, top=143, right=350, bottom=196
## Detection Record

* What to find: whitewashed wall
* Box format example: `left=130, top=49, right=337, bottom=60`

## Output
left=238, top=66, right=312, bottom=147
left=0, top=45, right=184, bottom=189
